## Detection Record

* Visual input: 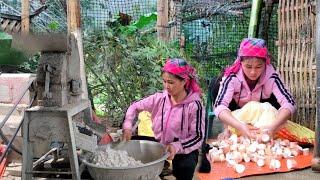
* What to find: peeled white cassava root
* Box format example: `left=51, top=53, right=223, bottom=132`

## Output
left=269, top=159, right=281, bottom=169
left=257, top=159, right=265, bottom=167
left=209, top=134, right=306, bottom=173
left=286, top=159, right=297, bottom=170
left=234, top=164, right=246, bottom=173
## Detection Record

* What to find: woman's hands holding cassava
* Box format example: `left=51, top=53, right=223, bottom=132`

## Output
left=259, top=108, right=291, bottom=137
left=218, top=123, right=262, bottom=140
left=219, top=110, right=257, bottom=139
left=258, top=124, right=277, bottom=138
left=238, top=123, right=259, bottom=139
left=166, top=144, right=177, bottom=160
left=217, top=128, right=231, bottom=140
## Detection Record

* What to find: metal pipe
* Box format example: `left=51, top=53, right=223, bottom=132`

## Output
left=0, top=76, right=35, bottom=129
left=311, top=0, right=320, bottom=172
left=25, top=170, right=72, bottom=175
left=32, top=147, right=57, bottom=168
left=314, top=0, right=320, bottom=159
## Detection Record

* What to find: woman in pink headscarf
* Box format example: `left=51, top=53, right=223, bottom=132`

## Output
left=122, top=58, right=205, bottom=180
left=214, top=38, right=297, bottom=139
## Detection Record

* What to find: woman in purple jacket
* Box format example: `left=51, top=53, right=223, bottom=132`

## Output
left=214, top=38, right=296, bottom=139
left=122, top=58, right=205, bottom=180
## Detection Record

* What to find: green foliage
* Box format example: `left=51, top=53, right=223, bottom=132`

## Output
left=48, top=21, right=59, bottom=31
left=119, top=12, right=157, bottom=35
left=84, top=15, right=182, bottom=126
left=132, top=13, right=157, bottom=29
left=19, top=53, right=40, bottom=73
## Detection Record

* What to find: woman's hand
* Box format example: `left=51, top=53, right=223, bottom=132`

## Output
left=259, top=126, right=276, bottom=138
left=98, top=133, right=112, bottom=145
left=248, top=124, right=260, bottom=134
left=218, top=110, right=256, bottom=139
left=122, top=129, right=132, bottom=141
left=217, top=129, right=231, bottom=140
left=239, top=123, right=257, bottom=139
left=91, top=110, right=101, bottom=124
left=261, top=108, right=291, bottom=137
left=166, top=144, right=176, bottom=160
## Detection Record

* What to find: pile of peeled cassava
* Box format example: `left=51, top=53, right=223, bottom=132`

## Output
left=208, top=133, right=310, bottom=174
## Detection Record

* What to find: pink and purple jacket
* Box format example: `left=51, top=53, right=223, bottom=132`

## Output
left=214, top=64, right=296, bottom=117
left=123, top=90, right=205, bottom=154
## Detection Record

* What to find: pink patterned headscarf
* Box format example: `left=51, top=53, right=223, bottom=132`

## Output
left=162, top=58, right=202, bottom=93
left=224, top=38, right=271, bottom=76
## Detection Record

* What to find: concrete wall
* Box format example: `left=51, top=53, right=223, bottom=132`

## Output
left=0, top=73, right=35, bottom=153
left=0, top=73, right=34, bottom=105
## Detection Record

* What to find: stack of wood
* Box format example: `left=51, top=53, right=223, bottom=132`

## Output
left=0, top=13, right=21, bottom=34
left=0, top=5, right=47, bottom=34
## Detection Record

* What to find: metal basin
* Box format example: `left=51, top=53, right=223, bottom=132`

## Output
left=81, top=140, right=169, bottom=180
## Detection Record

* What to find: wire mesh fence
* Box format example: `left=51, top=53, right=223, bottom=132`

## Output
left=81, top=0, right=156, bottom=30
left=182, top=6, right=278, bottom=84
left=0, top=0, right=67, bottom=32
left=1, top=0, right=278, bottom=76
left=183, top=13, right=251, bottom=84
left=0, top=0, right=280, bottom=126
left=259, top=4, right=278, bottom=61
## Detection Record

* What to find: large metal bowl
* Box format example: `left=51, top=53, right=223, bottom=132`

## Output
left=81, top=140, right=169, bottom=180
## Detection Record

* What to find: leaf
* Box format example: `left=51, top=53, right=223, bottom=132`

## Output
left=132, top=13, right=157, bottom=29
left=48, top=21, right=59, bottom=31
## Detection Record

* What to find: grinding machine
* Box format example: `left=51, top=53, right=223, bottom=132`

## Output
left=17, top=34, right=105, bottom=180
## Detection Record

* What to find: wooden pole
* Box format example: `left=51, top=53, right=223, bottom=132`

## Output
left=157, top=0, right=169, bottom=41
left=312, top=0, right=320, bottom=171
left=67, top=0, right=81, bottom=32
left=21, top=0, right=30, bottom=34
left=248, top=0, right=262, bottom=37
left=67, top=0, right=88, bottom=100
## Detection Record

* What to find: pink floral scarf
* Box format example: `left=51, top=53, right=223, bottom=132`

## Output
left=224, top=38, right=271, bottom=76
left=162, top=58, right=201, bottom=93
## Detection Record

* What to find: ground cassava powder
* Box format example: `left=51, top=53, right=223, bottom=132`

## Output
left=92, top=146, right=144, bottom=167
